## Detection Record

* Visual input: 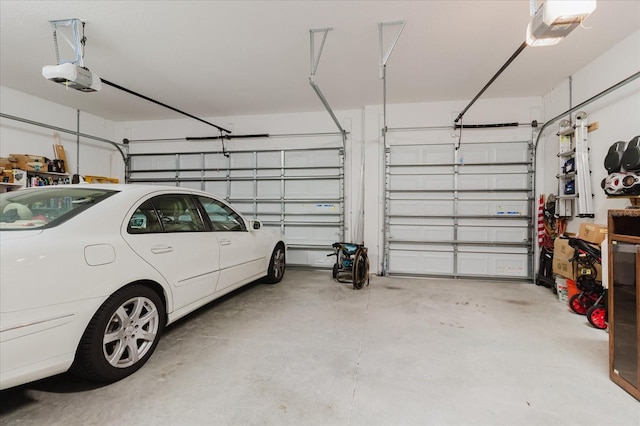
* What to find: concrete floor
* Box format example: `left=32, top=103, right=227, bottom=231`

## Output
left=1, top=269, right=638, bottom=425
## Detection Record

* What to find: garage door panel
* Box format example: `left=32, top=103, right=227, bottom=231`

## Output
left=389, top=225, right=454, bottom=242
left=285, top=202, right=340, bottom=215
left=389, top=217, right=454, bottom=226
left=393, top=165, right=453, bottom=175
left=388, top=250, right=454, bottom=275
left=202, top=181, right=227, bottom=196
left=203, top=155, right=228, bottom=169
left=458, top=218, right=528, bottom=227
left=458, top=244, right=528, bottom=253
left=257, top=152, right=281, bottom=167
left=457, top=200, right=528, bottom=216
left=285, top=226, right=340, bottom=245
left=389, top=199, right=454, bottom=216
left=256, top=169, right=280, bottom=177
left=230, top=170, right=254, bottom=178
left=385, top=131, right=533, bottom=280
left=457, top=253, right=528, bottom=277
left=230, top=153, right=254, bottom=168
left=390, top=146, right=452, bottom=165
left=390, top=175, right=453, bottom=191
left=286, top=151, right=339, bottom=168
left=202, top=170, right=227, bottom=179
left=178, top=154, right=201, bottom=169
left=286, top=215, right=339, bottom=225
left=457, top=226, right=528, bottom=243
left=178, top=181, right=201, bottom=191
left=459, top=164, right=528, bottom=175
left=256, top=180, right=281, bottom=197
left=457, top=174, right=528, bottom=190
left=286, top=180, right=339, bottom=198
left=460, top=142, right=529, bottom=163
left=288, top=250, right=336, bottom=268
left=390, top=243, right=454, bottom=252
left=250, top=202, right=281, bottom=213
left=229, top=181, right=254, bottom=198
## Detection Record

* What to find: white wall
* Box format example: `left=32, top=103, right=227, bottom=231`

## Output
left=0, top=86, right=123, bottom=179
left=539, top=29, right=640, bottom=231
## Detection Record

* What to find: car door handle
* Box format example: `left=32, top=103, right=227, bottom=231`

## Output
left=220, top=239, right=231, bottom=246
left=151, top=245, right=173, bottom=254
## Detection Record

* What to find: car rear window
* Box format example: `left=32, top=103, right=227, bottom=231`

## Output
left=0, top=187, right=117, bottom=230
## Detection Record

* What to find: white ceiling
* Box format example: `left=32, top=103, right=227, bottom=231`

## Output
left=1, top=1, right=639, bottom=124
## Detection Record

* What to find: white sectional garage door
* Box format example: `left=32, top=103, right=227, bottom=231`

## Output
left=127, top=146, right=344, bottom=269
left=384, top=128, right=534, bottom=280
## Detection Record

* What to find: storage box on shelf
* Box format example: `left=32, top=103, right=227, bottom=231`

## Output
left=3, top=154, right=66, bottom=174
left=0, top=169, right=27, bottom=192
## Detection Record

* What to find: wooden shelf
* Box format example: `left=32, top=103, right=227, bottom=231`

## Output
left=608, top=209, right=640, bottom=401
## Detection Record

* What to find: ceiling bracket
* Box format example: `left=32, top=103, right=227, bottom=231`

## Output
left=308, top=27, right=346, bottom=141
left=49, top=18, right=85, bottom=66
left=378, top=21, right=406, bottom=80
left=310, top=28, right=332, bottom=83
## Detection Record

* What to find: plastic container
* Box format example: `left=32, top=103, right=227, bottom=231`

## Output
left=556, top=277, right=568, bottom=303
left=566, top=278, right=579, bottom=301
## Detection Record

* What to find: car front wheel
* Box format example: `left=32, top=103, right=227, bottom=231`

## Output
left=264, top=243, right=286, bottom=284
left=71, top=284, right=165, bottom=382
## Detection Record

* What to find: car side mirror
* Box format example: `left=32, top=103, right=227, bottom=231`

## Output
left=251, top=220, right=262, bottom=230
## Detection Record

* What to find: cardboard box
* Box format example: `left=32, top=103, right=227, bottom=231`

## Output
left=553, top=236, right=604, bottom=282
left=0, top=156, right=17, bottom=169
left=10, top=154, right=50, bottom=173
left=553, top=237, right=575, bottom=280
left=578, top=223, right=607, bottom=245
left=1, top=169, right=26, bottom=188
left=2, top=169, right=14, bottom=183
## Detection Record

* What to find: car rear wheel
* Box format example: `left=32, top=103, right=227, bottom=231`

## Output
left=71, top=285, right=165, bottom=382
left=264, top=243, right=286, bottom=284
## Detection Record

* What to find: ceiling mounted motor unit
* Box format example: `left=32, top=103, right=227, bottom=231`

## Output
left=526, top=0, right=597, bottom=46
left=42, top=18, right=101, bottom=92
left=42, top=62, right=101, bottom=92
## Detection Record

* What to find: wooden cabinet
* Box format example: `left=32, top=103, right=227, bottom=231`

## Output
left=608, top=209, right=640, bottom=401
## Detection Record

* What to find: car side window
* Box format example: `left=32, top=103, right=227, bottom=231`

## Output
left=196, top=196, right=246, bottom=232
left=127, top=200, right=161, bottom=234
left=151, top=194, right=206, bottom=232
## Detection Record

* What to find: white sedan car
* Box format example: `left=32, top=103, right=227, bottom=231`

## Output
left=0, top=184, right=286, bottom=390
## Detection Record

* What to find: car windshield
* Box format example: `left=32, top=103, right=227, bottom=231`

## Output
left=0, top=187, right=117, bottom=230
